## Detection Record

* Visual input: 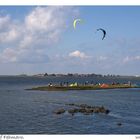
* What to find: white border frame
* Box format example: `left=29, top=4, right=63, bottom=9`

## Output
left=0, top=0, right=140, bottom=5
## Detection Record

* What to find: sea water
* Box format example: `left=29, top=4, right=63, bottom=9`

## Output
left=0, top=76, right=140, bottom=134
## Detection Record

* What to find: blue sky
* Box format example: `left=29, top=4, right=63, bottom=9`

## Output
left=0, top=6, right=140, bottom=75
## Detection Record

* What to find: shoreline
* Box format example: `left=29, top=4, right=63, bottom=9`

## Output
left=27, top=84, right=139, bottom=91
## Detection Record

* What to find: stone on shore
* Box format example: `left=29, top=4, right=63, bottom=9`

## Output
left=54, top=109, right=65, bottom=114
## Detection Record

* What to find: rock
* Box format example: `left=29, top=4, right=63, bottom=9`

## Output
left=79, top=104, right=90, bottom=108
left=93, top=108, right=100, bottom=113
left=105, top=109, right=110, bottom=114
left=85, top=108, right=93, bottom=114
left=79, top=108, right=86, bottom=113
left=86, top=105, right=92, bottom=109
left=68, top=108, right=79, bottom=114
left=67, top=103, right=75, bottom=106
left=98, top=106, right=107, bottom=113
left=68, top=109, right=75, bottom=114
left=53, top=103, right=110, bottom=116
left=117, top=122, right=122, bottom=126
left=54, top=109, right=65, bottom=114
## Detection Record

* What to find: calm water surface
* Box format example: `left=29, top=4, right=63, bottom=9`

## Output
left=0, top=76, right=140, bottom=134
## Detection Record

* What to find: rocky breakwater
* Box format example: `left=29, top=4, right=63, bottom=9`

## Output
left=54, top=103, right=110, bottom=116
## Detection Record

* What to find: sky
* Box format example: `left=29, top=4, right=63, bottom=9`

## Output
left=0, top=6, right=140, bottom=75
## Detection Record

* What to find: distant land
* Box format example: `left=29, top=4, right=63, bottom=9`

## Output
left=2, top=73, right=139, bottom=78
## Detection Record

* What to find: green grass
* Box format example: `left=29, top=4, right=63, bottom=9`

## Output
left=28, top=84, right=138, bottom=91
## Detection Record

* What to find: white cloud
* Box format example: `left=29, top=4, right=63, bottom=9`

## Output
left=97, top=56, right=107, bottom=61
left=0, top=15, right=21, bottom=43
left=0, top=28, right=19, bottom=43
left=0, top=15, right=10, bottom=30
left=123, top=56, right=130, bottom=63
left=0, top=48, right=18, bottom=62
left=25, top=7, right=65, bottom=33
left=123, top=56, right=140, bottom=63
left=135, top=56, right=140, bottom=60
left=0, top=6, right=78, bottom=63
left=69, top=50, right=90, bottom=59
left=19, top=36, right=33, bottom=49
left=20, top=7, right=68, bottom=50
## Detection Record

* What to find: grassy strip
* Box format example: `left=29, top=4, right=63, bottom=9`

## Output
left=28, top=84, right=138, bottom=91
